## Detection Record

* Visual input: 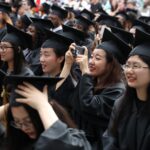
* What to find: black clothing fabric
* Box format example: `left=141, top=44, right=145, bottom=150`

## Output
left=91, top=2, right=103, bottom=14
left=0, top=26, right=7, bottom=41
left=70, top=74, right=125, bottom=149
left=1, top=120, right=91, bottom=150
left=24, top=48, right=42, bottom=75
left=35, top=120, right=91, bottom=150
left=48, top=74, right=75, bottom=113
left=103, top=97, right=150, bottom=150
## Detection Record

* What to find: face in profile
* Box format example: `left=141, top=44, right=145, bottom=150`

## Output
left=40, top=47, right=64, bottom=76
left=0, top=41, right=14, bottom=62
left=11, top=106, right=37, bottom=139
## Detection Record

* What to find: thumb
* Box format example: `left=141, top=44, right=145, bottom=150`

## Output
left=83, top=46, right=88, bottom=56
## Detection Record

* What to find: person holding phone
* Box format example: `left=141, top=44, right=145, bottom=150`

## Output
left=56, top=28, right=131, bottom=150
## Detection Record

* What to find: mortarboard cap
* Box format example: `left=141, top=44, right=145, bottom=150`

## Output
left=97, top=28, right=131, bottom=64
left=125, top=8, right=138, bottom=21
left=5, top=75, right=62, bottom=102
left=50, top=4, right=68, bottom=20
left=110, top=25, right=134, bottom=45
left=30, top=17, right=54, bottom=29
left=42, top=2, right=50, bottom=12
left=0, top=2, right=11, bottom=14
left=75, top=15, right=95, bottom=29
left=2, top=23, right=32, bottom=49
left=131, top=19, right=150, bottom=33
left=96, top=14, right=123, bottom=28
left=80, top=9, right=95, bottom=21
left=62, top=25, right=86, bottom=43
left=28, top=0, right=36, bottom=8
left=139, top=16, right=150, bottom=24
left=20, top=15, right=32, bottom=27
left=129, top=29, right=150, bottom=58
left=42, top=30, right=73, bottom=56
left=115, top=11, right=129, bottom=20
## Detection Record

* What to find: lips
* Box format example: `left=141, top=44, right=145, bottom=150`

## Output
left=26, top=132, right=36, bottom=139
left=89, top=65, right=96, bottom=72
left=126, top=76, right=136, bottom=83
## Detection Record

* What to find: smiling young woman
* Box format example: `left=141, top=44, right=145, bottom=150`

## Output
left=57, top=28, right=131, bottom=149
left=103, top=29, right=150, bottom=150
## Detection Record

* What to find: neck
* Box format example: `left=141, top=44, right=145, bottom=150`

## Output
left=45, top=68, right=61, bottom=77
left=7, top=61, right=14, bottom=73
left=136, top=87, right=148, bottom=101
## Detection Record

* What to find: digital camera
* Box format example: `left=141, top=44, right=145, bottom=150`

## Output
left=71, top=45, right=85, bottom=57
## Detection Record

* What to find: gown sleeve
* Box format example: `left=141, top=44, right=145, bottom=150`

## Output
left=35, top=120, right=92, bottom=150
left=79, top=74, right=125, bottom=118
left=102, top=102, right=120, bottom=150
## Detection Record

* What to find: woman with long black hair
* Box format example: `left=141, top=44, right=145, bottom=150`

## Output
left=103, top=29, right=150, bottom=150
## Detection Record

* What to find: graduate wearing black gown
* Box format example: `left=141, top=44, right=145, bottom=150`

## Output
left=103, top=29, right=150, bottom=150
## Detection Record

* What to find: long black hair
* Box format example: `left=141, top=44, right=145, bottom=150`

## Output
left=110, top=54, right=150, bottom=136
left=6, top=102, right=44, bottom=150
left=1, top=42, right=25, bottom=75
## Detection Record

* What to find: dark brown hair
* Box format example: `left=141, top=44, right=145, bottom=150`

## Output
left=94, top=50, right=122, bottom=91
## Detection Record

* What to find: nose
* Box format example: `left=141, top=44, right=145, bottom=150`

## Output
left=40, top=55, right=45, bottom=63
left=89, top=57, right=94, bottom=65
left=21, top=124, right=29, bottom=133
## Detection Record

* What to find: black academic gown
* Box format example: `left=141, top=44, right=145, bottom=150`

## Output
left=103, top=98, right=150, bottom=150
left=0, top=26, right=7, bottom=41
left=1, top=120, right=91, bottom=150
left=35, top=120, right=91, bottom=150
left=24, top=48, right=42, bottom=76
left=48, top=74, right=75, bottom=113
left=70, top=74, right=125, bottom=149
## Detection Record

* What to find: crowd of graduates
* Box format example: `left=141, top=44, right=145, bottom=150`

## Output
left=0, top=0, right=150, bottom=150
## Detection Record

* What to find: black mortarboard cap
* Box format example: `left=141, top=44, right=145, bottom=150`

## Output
left=30, top=17, right=54, bottom=29
left=2, top=23, right=32, bottom=49
left=96, top=14, right=123, bottom=28
left=28, top=0, right=36, bottom=8
left=129, top=29, right=150, bottom=58
left=131, top=19, right=150, bottom=33
left=97, top=28, right=131, bottom=64
left=110, top=25, right=134, bottom=45
left=75, top=15, right=95, bottom=29
left=0, top=2, right=11, bottom=14
left=125, top=8, right=138, bottom=21
left=6, top=75, right=62, bottom=102
left=51, top=4, right=68, bottom=19
left=62, top=25, right=86, bottom=43
left=139, top=16, right=150, bottom=24
left=20, top=15, right=32, bottom=27
left=41, top=30, right=73, bottom=56
left=115, top=11, right=129, bottom=20
left=42, top=2, right=50, bottom=11
left=80, top=9, right=95, bottom=21
left=64, top=6, right=74, bottom=12
left=126, top=8, right=138, bottom=15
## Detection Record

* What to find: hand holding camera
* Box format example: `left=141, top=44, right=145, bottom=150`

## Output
left=71, top=45, right=85, bottom=58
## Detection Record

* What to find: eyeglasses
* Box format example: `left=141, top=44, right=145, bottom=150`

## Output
left=122, top=64, right=149, bottom=70
left=0, top=45, right=13, bottom=52
left=10, top=120, right=33, bottom=129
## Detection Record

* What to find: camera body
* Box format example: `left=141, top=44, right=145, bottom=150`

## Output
left=71, top=45, right=85, bottom=57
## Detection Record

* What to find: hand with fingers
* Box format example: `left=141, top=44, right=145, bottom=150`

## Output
left=15, top=82, right=49, bottom=111
left=15, top=82, right=58, bottom=129
left=75, top=46, right=90, bottom=75
left=65, top=43, right=76, bottom=65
